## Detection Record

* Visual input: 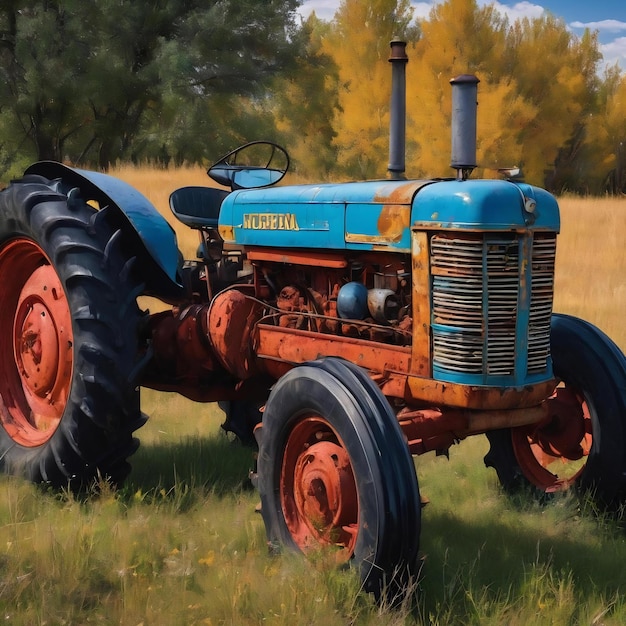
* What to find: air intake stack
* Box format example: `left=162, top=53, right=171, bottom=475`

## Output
left=387, top=40, right=408, bottom=180
left=450, top=74, right=480, bottom=180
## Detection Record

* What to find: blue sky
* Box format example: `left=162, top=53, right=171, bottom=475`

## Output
left=297, top=1, right=626, bottom=72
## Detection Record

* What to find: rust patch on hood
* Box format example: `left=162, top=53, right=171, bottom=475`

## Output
left=377, top=204, right=411, bottom=241
left=373, top=181, right=429, bottom=204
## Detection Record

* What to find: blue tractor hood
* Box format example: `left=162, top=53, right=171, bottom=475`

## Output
left=217, top=177, right=560, bottom=253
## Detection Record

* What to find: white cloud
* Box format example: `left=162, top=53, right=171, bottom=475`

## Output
left=600, top=36, right=626, bottom=71
left=296, top=0, right=340, bottom=21
left=569, top=19, right=626, bottom=33
left=297, top=0, right=435, bottom=21
left=411, top=2, right=434, bottom=19
left=414, top=1, right=545, bottom=21
left=566, top=21, right=626, bottom=72
left=483, top=1, right=544, bottom=22
left=298, top=1, right=547, bottom=24
left=408, top=1, right=547, bottom=22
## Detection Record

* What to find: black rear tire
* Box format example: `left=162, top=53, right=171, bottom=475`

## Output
left=256, top=357, right=421, bottom=601
left=0, top=177, right=146, bottom=489
left=485, top=314, right=626, bottom=508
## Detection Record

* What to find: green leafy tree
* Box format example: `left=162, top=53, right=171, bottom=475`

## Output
left=584, top=67, right=626, bottom=193
left=0, top=0, right=90, bottom=169
left=0, top=0, right=303, bottom=172
left=151, top=0, right=303, bottom=164
left=270, top=14, right=340, bottom=179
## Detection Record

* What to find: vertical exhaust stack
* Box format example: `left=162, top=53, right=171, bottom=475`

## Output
left=387, top=40, right=408, bottom=180
left=450, top=74, right=480, bottom=180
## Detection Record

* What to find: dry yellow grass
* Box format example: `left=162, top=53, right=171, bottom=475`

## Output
left=555, top=196, right=625, bottom=350
left=110, top=165, right=626, bottom=351
left=111, top=164, right=209, bottom=259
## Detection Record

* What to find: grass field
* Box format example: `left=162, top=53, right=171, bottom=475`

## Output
left=0, top=168, right=624, bottom=624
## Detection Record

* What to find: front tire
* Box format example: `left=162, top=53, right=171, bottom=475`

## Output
left=256, top=358, right=421, bottom=599
left=485, top=314, right=626, bottom=508
left=0, top=177, right=146, bottom=488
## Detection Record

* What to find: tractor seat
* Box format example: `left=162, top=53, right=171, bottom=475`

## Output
left=169, top=186, right=229, bottom=229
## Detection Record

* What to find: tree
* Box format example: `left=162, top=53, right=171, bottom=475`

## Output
left=320, top=0, right=418, bottom=180
left=407, top=0, right=536, bottom=179
left=401, top=1, right=604, bottom=189
left=584, top=68, right=626, bottom=193
left=504, top=16, right=600, bottom=188
left=270, top=14, right=340, bottom=179
left=0, top=0, right=304, bottom=172
left=0, top=0, right=90, bottom=167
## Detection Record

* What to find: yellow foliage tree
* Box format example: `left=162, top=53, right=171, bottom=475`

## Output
left=303, top=0, right=610, bottom=191
left=404, top=0, right=601, bottom=186
left=504, top=16, right=599, bottom=186
left=406, top=0, right=537, bottom=178
left=320, top=0, right=416, bottom=179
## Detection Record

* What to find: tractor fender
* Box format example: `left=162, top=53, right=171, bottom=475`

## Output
left=24, top=161, right=184, bottom=302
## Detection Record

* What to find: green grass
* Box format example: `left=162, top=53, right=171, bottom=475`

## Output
left=1, top=392, right=625, bottom=624
left=415, top=444, right=626, bottom=624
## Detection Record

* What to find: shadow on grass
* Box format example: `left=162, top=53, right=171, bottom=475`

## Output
left=122, top=432, right=256, bottom=502
left=417, top=497, right=626, bottom=621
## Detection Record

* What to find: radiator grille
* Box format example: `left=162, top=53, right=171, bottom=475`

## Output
left=430, top=233, right=556, bottom=378
left=528, top=234, right=556, bottom=372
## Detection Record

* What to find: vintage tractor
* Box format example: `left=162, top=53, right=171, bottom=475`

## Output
left=0, top=41, right=625, bottom=597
